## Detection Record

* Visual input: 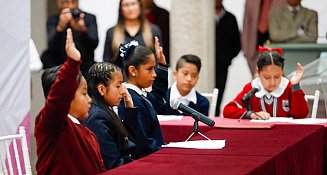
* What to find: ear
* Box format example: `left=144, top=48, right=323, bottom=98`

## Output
left=97, top=84, right=106, bottom=96
left=128, top=66, right=137, bottom=77
left=172, top=70, right=177, bottom=80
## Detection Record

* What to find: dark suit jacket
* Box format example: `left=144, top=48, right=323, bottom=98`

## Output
left=42, top=11, right=98, bottom=76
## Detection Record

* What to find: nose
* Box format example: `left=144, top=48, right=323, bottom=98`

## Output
left=87, top=94, right=92, bottom=104
left=152, top=70, right=157, bottom=78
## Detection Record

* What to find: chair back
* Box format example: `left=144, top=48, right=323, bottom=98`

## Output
left=0, top=126, right=32, bottom=175
left=305, top=90, right=320, bottom=118
left=201, top=88, right=219, bottom=117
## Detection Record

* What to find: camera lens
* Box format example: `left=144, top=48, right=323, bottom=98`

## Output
left=71, top=9, right=81, bottom=19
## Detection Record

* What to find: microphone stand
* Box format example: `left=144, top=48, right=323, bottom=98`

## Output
left=185, top=118, right=211, bottom=142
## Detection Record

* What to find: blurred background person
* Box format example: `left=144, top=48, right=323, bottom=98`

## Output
left=41, top=0, right=99, bottom=76
left=142, top=0, right=170, bottom=64
left=103, top=0, right=162, bottom=68
left=269, top=0, right=318, bottom=43
left=215, top=0, right=241, bottom=116
left=242, top=0, right=286, bottom=77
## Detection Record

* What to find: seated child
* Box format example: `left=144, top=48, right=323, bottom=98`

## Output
left=117, top=38, right=168, bottom=159
left=34, top=28, right=105, bottom=174
left=163, top=54, right=209, bottom=116
left=84, top=62, right=136, bottom=169
left=223, top=47, right=309, bottom=120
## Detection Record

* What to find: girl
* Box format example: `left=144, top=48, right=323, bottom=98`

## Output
left=223, top=47, right=309, bottom=120
left=83, top=62, right=136, bottom=169
left=103, top=0, right=162, bottom=66
left=118, top=37, right=168, bottom=159
left=35, top=29, right=105, bottom=174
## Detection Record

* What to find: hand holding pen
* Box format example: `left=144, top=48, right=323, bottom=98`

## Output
left=251, top=111, right=270, bottom=120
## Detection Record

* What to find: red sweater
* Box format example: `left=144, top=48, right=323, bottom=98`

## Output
left=223, top=80, right=309, bottom=119
left=34, top=58, right=105, bottom=175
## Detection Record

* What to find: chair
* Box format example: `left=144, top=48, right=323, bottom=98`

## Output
left=0, top=126, right=32, bottom=175
left=201, top=88, right=219, bottom=117
left=305, top=90, right=320, bottom=118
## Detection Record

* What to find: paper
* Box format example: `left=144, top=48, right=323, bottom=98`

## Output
left=290, top=118, right=327, bottom=124
left=162, top=140, right=225, bottom=149
left=157, top=115, right=183, bottom=121
left=250, top=117, right=293, bottom=123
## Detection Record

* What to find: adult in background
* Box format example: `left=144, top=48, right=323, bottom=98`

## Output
left=215, top=0, right=241, bottom=116
left=142, top=0, right=170, bottom=64
left=103, top=0, right=162, bottom=68
left=41, top=0, right=99, bottom=76
left=242, top=0, right=286, bottom=77
left=269, top=0, right=318, bottom=43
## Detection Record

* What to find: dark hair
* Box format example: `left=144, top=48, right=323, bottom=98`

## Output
left=116, top=44, right=153, bottom=79
left=86, top=62, right=128, bottom=148
left=257, top=51, right=285, bottom=71
left=175, top=54, right=202, bottom=72
left=41, top=65, right=82, bottom=98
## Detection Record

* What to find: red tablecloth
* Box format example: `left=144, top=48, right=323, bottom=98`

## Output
left=102, top=124, right=326, bottom=175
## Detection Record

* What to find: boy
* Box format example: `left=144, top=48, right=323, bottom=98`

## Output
left=163, top=54, right=209, bottom=116
left=34, top=28, right=105, bottom=174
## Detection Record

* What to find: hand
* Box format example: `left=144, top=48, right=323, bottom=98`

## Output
left=250, top=111, right=270, bottom=120
left=154, top=36, right=166, bottom=65
left=290, top=63, right=303, bottom=85
left=57, top=8, right=72, bottom=32
left=121, top=84, right=134, bottom=108
left=65, top=28, right=81, bottom=62
left=70, top=13, right=88, bottom=32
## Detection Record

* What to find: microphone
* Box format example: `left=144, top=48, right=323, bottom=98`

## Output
left=170, top=99, right=215, bottom=126
left=241, top=85, right=261, bottom=102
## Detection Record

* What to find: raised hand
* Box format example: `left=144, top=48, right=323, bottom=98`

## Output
left=121, top=84, right=134, bottom=108
left=154, top=36, right=166, bottom=65
left=65, top=28, right=81, bottom=62
left=290, top=63, right=304, bottom=85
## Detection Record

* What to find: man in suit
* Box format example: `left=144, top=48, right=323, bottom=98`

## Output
left=269, top=0, right=318, bottom=43
left=242, top=0, right=286, bottom=77
left=215, top=0, right=240, bottom=116
left=42, top=0, right=99, bottom=76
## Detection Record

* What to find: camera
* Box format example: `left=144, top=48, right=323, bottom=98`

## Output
left=70, top=8, right=82, bottom=19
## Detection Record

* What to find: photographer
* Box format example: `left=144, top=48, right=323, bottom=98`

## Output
left=42, top=0, right=99, bottom=76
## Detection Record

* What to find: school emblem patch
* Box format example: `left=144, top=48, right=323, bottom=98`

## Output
left=282, top=100, right=290, bottom=112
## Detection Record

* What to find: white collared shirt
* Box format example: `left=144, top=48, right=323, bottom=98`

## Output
left=68, top=114, right=81, bottom=125
left=252, top=77, right=289, bottom=99
left=124, top=83, right=147, bottom=97
left=170, top=82, right=197, bottom=106
left=287, top=5, right=301, bottom=13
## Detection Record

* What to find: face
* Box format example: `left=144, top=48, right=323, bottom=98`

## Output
left=287, top=0, right=301, bottom=7
left=69, top=77, right=92, bottom=120
left=102, top=71, right=124, bottom=107
left=258, top=65, right=283, bottom=93
left=173, top=62, right=199, bottom=96
left=57, top=0, right=78, bottom=10
left=132, top=54, right=157, bottom=88
left=121, top=0, right=141, bottom=20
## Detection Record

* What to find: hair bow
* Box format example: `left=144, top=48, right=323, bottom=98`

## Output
left=119, top=40, right=139, bottom=58
left=258, top=46, right=283, bottom=55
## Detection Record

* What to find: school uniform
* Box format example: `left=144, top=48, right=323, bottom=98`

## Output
left=34, top=58, right=105, bottom=175
left=163, top=82, right=209, bottom=116
left=223, top=77, right=309, bottom=119
left=83, top=98, right=136, bottom=169
left=118, top=64, right=168, bottom=159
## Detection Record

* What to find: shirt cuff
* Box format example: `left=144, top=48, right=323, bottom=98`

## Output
left=291, top=84, right=301, bottom=92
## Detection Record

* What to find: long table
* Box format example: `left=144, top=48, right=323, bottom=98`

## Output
left=102, top=118, right=326, bottom=175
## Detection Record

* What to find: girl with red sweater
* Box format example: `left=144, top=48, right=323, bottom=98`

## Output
left=223, top=47, right=309, bottom=120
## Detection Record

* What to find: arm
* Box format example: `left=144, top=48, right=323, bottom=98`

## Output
left=74, top=13, right=99, bottom=51
left=37, top=29, right=81, bottom=136
left=103, top=28, right=114, bottom=62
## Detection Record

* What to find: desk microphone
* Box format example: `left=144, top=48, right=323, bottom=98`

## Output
left=170, top=98, right=215, bottom=126
left=241, top=85, right=261, bottom=102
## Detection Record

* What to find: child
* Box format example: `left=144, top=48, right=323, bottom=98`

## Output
left=83, top=62, right=136, bottom=169
left=117, top=37, right=168, bottom=159
left=34, top=29, right=105, bottom=174
left=162, top=54, right=209, bottom=116
left=223, top=47, right=309, bottom=120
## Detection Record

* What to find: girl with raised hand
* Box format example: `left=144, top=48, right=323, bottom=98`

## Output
left=223, top=46, right=309, bottom=120
left=117, top=37, right=168, bottom=159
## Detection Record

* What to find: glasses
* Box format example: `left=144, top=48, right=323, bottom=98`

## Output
left=121, top=1, right=139, bottom=9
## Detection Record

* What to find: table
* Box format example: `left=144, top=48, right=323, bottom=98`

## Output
left=102, top=121, right=326, bottom=175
